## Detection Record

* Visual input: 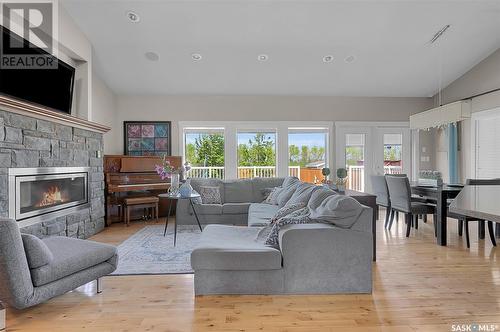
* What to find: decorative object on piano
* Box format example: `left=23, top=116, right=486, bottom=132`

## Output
left=124, top=121, right=172, bottom=156
left=179, top=179, right=194, bottom=198
left=418, top=170, right=443, bottom=187
left=336, top=167, right=348, bottom=192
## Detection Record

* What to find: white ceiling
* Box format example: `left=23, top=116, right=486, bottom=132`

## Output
left=62, top=0, right=500, bottom=97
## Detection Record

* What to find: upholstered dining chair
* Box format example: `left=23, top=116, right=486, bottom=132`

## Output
left=386, top=175, right=436, bottom=237
left=373, top=174, right=428, bottom=230
left=0, top=218, right=118, bottom=310
left=448, top=178, right=500, bottom=248
left=370, top=175, right=392, bottom=228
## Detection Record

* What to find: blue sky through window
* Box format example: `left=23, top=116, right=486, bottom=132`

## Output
left=288, top=133, right=326, bottom=148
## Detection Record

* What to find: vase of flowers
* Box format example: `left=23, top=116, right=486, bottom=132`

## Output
left=155, top=155, right=181, bottom=195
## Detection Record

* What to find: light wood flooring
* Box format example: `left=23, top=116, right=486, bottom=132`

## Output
left=6, top=210, right=500, bottom=332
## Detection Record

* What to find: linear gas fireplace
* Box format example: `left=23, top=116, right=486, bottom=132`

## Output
left=9, top=167, right=90, bottom=227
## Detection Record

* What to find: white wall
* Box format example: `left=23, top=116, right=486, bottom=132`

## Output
left=92, top=73, right=118, bottom=154
left=57, top=5, right=93, bottom=121
left=114, top=95, right=432, bottom=155
left=418, top=129, right=436, bottom=171
left=431, top=48, right=500, bottom=182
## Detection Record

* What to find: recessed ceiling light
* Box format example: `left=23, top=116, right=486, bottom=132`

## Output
left=191, top=53, right=202, bottom=61
left=344, top=55, right=355, bottom=63
left=323, top=55, right=334, bottom=63
left=126, top=11, right=140, bottom=23
left=257, top=54, right=268, bottom=62
left=145, top=51, right=159, bottom=61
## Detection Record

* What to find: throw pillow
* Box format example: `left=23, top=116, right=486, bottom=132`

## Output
left=285, top=182, right=320, bottom=207
left=270, top=202, right=306, bottom=223
left=264, top=207, right=311, bottom=248
left=21, top=234, right=54, bottom=269
left=282, top=176, right=300, bottom=188
left=262, top=187, right=280, bottom=204
left=276, top=182, right=299, bottom=207
left=191, top=190, right=202, bottom=204
left=199, top=186, right=222, bottom=204
left=309, top=194, right=363, bottom=228
left=307, top=187, right=337, bottom=210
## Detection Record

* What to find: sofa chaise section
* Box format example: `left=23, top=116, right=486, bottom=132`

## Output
left=191, top=225, right=284, bottom=295
left=192, top=205, right=373, bottom=295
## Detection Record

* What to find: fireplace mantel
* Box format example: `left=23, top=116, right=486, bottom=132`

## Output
left=0, top=95, right=110, bottom=134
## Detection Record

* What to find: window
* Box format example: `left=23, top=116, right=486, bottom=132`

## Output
left=237, top=131, right=276, bottom=178
left=180, top=121, right=333, bottom=180
left=345, top=133, right=365, bottom=191
left=288, top=129, right=328, bottom=183
left=184, top=128, right=225, bottom=179
left=383, top=133, right=403, bottom=175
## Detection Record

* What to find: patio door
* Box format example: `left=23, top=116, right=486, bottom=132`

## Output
left=336, top=124, right=410, bottom=193
left=373, top=127, right=411, bottom=177
left=336, top=126, right=372, bottom=192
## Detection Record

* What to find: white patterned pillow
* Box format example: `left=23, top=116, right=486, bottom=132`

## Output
left=199, top=186, right=222, bottom=204
left=265, top=207, right=312, bottom=248
left=270, top=202, right=306, bottom=223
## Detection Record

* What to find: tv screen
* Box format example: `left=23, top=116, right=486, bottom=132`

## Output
left=0, top=26, right=75, bottom=114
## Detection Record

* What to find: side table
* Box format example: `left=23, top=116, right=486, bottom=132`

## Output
left=158, top=193, right=203, bottom=246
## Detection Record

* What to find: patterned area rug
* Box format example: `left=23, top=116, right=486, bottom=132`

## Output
left=111, top=225, right=202, bottom=275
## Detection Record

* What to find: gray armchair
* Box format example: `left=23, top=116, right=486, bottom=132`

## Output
left=0, top=218, right=118, bottom=310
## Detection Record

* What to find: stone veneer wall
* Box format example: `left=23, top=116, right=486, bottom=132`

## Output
left=0, top=109, right=105, bottom=239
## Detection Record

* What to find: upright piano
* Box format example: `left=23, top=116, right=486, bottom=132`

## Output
left=104, top=155, right=183, bottom=225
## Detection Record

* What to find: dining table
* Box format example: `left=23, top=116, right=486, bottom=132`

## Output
left=410, top=182, right=464, bottom=246
left=449, top=185, right=500, bottom=238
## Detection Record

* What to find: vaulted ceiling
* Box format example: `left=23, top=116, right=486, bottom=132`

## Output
left=62, top=0, right=500, bottom=96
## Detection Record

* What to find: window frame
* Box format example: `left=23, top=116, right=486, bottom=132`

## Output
left=179, top=121, right=334, bottom=179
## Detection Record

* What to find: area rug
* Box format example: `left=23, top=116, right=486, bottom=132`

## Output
left=111, top=225, right=202, bottom=275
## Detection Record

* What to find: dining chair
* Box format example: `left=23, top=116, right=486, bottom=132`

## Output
left=386, top=175, right=436, bottom=237
left=379, top=174, right=428, bottom=230
left=448, top=178, right=500, bottom=248
left=370, top=175, right=392, bottom=228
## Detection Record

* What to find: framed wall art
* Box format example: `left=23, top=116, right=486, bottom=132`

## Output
left=123, top=121, right=172, bottom=156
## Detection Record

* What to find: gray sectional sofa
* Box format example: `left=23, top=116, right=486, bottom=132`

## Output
left=176, top=177, right=285, bottom=226
left=187, top=177, right=373, bottom=295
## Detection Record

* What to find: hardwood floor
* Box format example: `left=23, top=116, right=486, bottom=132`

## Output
left=6, top=210, right=500, bottom=332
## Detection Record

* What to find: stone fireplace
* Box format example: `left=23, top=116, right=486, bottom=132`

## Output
left=8, top=167, right=90, bottom=227
left=0, top=97, right=110, bottom=239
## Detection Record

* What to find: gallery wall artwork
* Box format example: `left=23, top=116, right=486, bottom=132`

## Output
left=124, top=121, right=172, bottom=156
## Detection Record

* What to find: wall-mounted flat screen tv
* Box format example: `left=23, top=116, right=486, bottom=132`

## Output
left=0, top=26, right=75, bottom=114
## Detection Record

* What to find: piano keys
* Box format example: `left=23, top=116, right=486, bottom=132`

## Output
left=104, top=155, right=183, bottom=225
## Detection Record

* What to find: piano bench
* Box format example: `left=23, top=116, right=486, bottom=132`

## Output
left=123, top=196, right=160, bottom=226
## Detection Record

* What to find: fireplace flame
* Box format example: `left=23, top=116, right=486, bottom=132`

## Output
left=36, top=186, right=67, bottom=207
